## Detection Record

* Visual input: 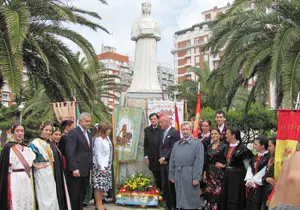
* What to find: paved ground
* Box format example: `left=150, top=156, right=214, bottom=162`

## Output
left=86, top=203, right=164, bottom=210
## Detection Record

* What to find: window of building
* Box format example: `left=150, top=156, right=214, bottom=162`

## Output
left=204, top=54, right=209, bottom=62
left=195, top=47, right=200, bottom=54
left=186, top=40, right=191, bottom=47
left=205, top=14, right=211, bottom=21
left=2, top=93, right=9, bottom=100
left=195, top=56, right=200, bottom=64
left=213, top=61, right=219, bottom=69
left=187, top=49, right=191, bottom=55
left=187, top=58, right=191, bottom=64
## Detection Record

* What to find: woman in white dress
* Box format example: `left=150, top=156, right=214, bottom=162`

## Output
left=30, top=121, right=59, bottom=209
left=92, top=122, right=113, bottom=210
left=0, top=122, right=36, bottom=210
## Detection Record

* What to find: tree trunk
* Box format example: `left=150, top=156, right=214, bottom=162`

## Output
left=0, top=130, right=8, bottom=147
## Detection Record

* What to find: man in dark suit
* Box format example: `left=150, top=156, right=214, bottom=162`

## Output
left=159, top=115, right=180, bottom=210
left=215, top=110, right=228, bottom=143
left=144, top=113, right=163, bottom=190
left=66, top=112, right=92, bottom=210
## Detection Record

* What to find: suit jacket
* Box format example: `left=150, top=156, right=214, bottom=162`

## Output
left=219, top=124, right=228, bottom=143
left=144, top=125, right=163, bottom=172
left=159, top=127, right=180, bottom=163
left=66, top=126, right=93, bottom=177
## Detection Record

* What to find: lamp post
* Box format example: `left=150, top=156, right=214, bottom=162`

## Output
left=18, top=104, right=24, bottom=123
left=173, top=90, right=179, bottom=102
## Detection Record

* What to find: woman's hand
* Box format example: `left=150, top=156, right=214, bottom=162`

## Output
left=215, top=162, right=226, bottom=169
left=203, top=171, right=207, bottom=183
left=266, top=177, right=276, bottom=186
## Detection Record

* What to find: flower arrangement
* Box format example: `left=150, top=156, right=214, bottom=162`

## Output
left=120, top=173, right=152, bottom=191
left=116, top=173, right=163, bottom=207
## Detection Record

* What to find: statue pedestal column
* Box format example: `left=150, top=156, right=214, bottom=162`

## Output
left=117, top=93, right=161, bottom=182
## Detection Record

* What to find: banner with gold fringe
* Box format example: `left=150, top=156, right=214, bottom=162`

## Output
left=274, top=110, right=300, bottom=179
left=114, top=106, right=144, bottom=162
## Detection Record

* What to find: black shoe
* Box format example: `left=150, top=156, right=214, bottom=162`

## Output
left=83, top=202, right=88, bottom=207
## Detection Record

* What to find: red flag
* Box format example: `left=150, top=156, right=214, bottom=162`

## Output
left=274, top=110, right=300, bottom=178
left=175, top=104, right=180, bottom=135
left=193, top=93, right=202, bottom=138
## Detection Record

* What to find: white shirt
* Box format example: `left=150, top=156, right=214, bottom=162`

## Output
left=218, top=123, right=225, bottom=133
left=93, top=136, right=111, bottom=170
left=164, top=126, right=171, bottom=137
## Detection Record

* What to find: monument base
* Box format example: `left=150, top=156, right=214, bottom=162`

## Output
left=127, top=91, right=163, bottom=100
left=118, top=95, right=152, bottom=183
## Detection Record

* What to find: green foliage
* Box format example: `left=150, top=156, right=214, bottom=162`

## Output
left=1, top=0, right=108, bottom=103
left=205, top=0, right=300, bottom=110
left=167, top=62, right=213, bottom=117
left=200, top=104, right=277, bottom=144
left=117, top=173, right=155, bottom=192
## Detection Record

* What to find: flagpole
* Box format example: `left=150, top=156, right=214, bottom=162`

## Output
left=295, top=90, right=300, bottom=110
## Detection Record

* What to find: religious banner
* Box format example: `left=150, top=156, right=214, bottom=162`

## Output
left=52, top=101, right=76, bottom=123
left=114, top=106, right=144, bottom=162
left=147, top=100, right=184, bottom=127
left=274, top=110, right=300, bottom=178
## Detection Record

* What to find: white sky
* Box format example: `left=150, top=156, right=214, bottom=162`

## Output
left=68, top=0, right=234, bottom=65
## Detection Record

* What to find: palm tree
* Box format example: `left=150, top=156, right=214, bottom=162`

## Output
left=0, top=0, right=108, bottom=101
left=205, top=0, right=300, bottom=110
left=22, top=53, right=122, bottom=124
left=73, top=53, right=122, bottom=122
left=167, top=62, right=212, bottom=116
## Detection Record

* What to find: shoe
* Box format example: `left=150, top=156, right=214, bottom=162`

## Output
left=83, top=202, right=88, bottom=207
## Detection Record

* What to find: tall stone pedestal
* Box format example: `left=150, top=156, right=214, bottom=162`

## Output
left=118, top=93, right=162, bottom=182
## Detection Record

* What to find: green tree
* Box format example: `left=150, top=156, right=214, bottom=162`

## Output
left=167, top=62, right=212, bottom=117
left=200, top=104, right=277, bottom=144
left=205, top=0, right=300, bottom=110
left=0, top=105, right=18, bottom=146
left=0, top=0, right=108, bottom=102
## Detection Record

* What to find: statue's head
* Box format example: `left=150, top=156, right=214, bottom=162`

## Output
left=142, top=2, right=151, bottom=15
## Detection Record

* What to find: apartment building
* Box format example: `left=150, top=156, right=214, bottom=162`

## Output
left=157, top=64, right=175, bottom=98
left=1, top=68, right=28, bottom=107
left=97, top=45, right=133, bottom=109
left=172, top=3, right=231, bottom=83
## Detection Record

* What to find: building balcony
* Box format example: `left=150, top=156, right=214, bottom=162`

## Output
left=104, top=63, right=119, bottom=71
left=171, top=41, right=208, bottom=54
left=184, top=62, right=192, bottom=67
left=184, top=53, right=191, bottom=58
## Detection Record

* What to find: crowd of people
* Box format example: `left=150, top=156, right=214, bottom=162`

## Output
left=144, top=111, right=280, bottom=210
left=1, top=110, right=300, bottom=210
left=0, top=112, right=113, bottom=210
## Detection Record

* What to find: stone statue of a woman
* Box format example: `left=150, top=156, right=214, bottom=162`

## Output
left=128, top=2, right=162, bottom=94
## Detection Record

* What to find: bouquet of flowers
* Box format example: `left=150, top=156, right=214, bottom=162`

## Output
left=116, top=173, right=163, bottom=207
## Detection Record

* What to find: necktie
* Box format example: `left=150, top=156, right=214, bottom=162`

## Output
left=163, top=130, right=168, bottom=144
left=84, top=130, right=91, bottom=148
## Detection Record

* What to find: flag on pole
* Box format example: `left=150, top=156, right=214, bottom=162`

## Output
left=274, top=110, right=300, bottom=179
left=193, top=93, right=202, bottom=138
left=174, top=103, right=180, bottom=135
